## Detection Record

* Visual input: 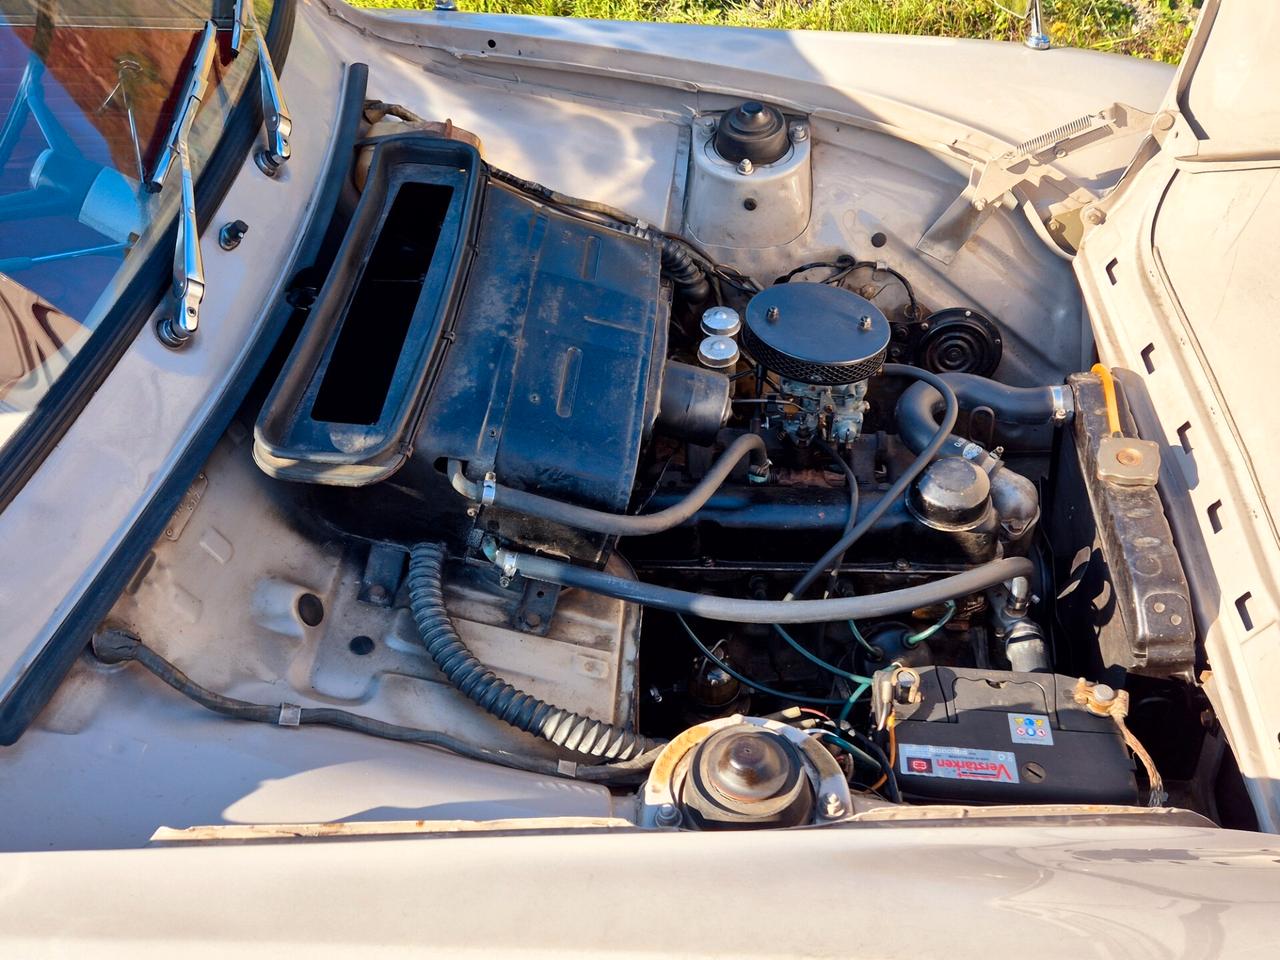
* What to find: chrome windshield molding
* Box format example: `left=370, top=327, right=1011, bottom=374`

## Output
left=155, top=141, right=206, bottom=349
left=146, top=20, right=218, bottom=192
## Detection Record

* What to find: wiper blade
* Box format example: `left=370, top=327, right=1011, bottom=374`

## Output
left=146, top=20, right=217, bottom=193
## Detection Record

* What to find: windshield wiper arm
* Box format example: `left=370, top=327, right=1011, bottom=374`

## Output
left=155, top=137, right=206, bottom=349
left=151, top=11, right=291, bottom=348
left=149, top=21, right=217, bottom=347
left=233, top=0, right=291, bottom=175
left=147, top=21, right=217, bottom=193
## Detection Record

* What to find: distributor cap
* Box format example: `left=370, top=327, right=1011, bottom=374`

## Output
left=743, top=283, right=891, bottom=385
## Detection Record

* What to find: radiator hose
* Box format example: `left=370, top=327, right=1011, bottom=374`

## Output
left=407, top=542, right=659, bottom=761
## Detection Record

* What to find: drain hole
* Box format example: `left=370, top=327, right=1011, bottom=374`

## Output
left=349, top=636, right=375, bottom=656
left=297, top=593, right=325, bottom=627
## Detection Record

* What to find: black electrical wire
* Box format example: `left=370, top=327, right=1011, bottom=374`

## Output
left=91, top=629, right=659, bottom=785
left=486, top=164, right=761, bottom=298
left=849, top=730, right=901, bottom=802
left=847, top=260, right=920, bottom=319
left=788, top=364, right=960, bottom=599
left=772, top=255, right=855, bottom=286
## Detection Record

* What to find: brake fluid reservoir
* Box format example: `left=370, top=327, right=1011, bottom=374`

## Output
left=684, top=101, right=812, bottom=249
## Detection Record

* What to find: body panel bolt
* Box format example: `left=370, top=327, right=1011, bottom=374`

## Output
left=655, top=803, right=682, bottom=827
left=736, top=158, right=754, bottom=175
left=218, top=219, right=249, bottom=250
left=820, top=792, right=846, bottom=819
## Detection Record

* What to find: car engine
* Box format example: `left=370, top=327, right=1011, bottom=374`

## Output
left=100, top=99, right=1207, bottom=831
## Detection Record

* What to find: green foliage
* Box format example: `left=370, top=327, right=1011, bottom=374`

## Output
left=348, top=0, right=1198, bottom=63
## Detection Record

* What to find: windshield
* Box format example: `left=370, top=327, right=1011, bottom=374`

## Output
left=0, top=0, right=276, bottom=449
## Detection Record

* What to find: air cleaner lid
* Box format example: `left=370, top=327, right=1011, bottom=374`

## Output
left=742, top=283, right=891, bottom=385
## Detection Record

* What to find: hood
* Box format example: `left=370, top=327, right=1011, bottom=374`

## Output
left=1074, top=0, right=1280, bottom=831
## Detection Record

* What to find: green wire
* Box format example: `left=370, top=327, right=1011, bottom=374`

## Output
left=904, top=601, right=957, bottom=647
left=772, top=625, right=873, bottom=685
left=847, top=619, right=880, bottom=660
left=676, top=615, right=848, bottom=706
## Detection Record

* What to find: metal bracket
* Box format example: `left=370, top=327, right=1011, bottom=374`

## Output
left=514, top=578, right=560, bottom=635
left=917, top=103, right=1154, bottom=264
left=358, top=542, right=406, bottom=607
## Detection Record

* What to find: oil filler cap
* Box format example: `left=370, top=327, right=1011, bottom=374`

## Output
left=714, top=101, right=790, bottom=165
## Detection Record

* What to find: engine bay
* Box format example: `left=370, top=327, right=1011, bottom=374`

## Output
left=86, top=92, right=1247, bottom=835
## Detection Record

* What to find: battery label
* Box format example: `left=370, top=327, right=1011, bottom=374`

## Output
left=1007, top=713, right=1055, bottom=746
left=898, top=744, right=1019, bottom=784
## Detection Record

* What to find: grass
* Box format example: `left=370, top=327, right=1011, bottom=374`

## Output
left=348, top=0, right=1199, bottom=62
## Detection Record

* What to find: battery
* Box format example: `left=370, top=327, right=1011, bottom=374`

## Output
left=892, top=666, right=1138, bottom=805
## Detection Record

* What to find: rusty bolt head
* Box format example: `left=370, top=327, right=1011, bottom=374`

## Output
left=1115, top=446, right=1144, bottom=466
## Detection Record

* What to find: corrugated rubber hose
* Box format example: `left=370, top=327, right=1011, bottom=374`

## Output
left=407, top=542, right=659, bottom=761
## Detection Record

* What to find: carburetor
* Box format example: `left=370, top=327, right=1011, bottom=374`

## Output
left=741, top=282, right=892, bottom=446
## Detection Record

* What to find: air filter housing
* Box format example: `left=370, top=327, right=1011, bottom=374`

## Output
left=742, top=283, right=890, bottom=385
